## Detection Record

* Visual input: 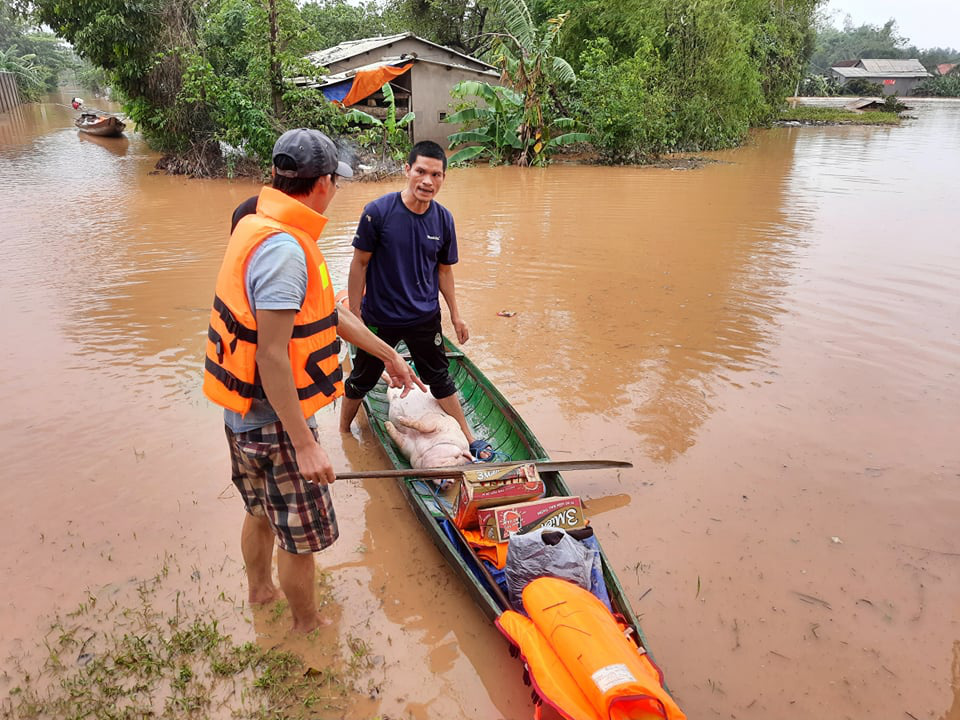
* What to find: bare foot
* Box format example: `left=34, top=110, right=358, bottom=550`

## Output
left=291, top=612, right=334, bottom=634
left=249, top=586, right=282, bottom=605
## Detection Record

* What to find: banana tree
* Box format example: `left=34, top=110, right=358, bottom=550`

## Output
left=0, top=46, right=45, bottom=95
left=446, top=79, right=589, bottom=166
left=344, top=82, right=415, bottom=164
left=485, top=0, right=583, bottom=166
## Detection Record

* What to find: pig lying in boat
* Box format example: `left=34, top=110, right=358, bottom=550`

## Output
left=384, top=386, right=472, bottom=487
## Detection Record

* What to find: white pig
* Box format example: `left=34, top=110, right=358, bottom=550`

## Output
left=384, top=385, right=473, bottom=486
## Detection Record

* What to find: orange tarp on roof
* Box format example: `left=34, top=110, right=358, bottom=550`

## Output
left=341, top=63, right=413, bottom=107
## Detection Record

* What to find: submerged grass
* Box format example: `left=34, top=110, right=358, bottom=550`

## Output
left=1, top=567, right=368, bottom=720
left=778, top=106, right=901, bottom=125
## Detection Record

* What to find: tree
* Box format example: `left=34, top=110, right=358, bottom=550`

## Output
left=0, top=0, right=76, bottom=98
left=397, top=0, right=498, bottom=56
left=807, top=16, right=907, bottom=74
left=33, top=0, right=342, bottom=174
left=486, top=0, right=581, bottom=165
left=300, top=0, right=403, bottom=51
left=915, top=73, right=960, bottom=97
left=344, top=82, right=415, bottom=164
left=34, top=0, right=207, bottom=153
left=572, top=37, right=674, bottom=163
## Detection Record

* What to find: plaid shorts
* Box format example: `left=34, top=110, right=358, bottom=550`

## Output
left=225, top=422, right=339, bottom=554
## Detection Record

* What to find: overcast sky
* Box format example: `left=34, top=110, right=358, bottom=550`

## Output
left=826, top=0, right=960, bottom=50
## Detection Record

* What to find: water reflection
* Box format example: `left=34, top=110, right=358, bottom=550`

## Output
left=78, top=131, right=130, bottom=156
left=2, top=100, right=810, bottom=462
left=434, top=130, right=810, bottom=460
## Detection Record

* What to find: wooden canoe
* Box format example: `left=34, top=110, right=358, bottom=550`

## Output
left=75, top=113, right=126, bottom=137
left=353, top=337, right=655, bottom=653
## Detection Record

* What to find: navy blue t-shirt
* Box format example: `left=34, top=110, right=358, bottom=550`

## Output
left=353, top=192, right=458, bottom=327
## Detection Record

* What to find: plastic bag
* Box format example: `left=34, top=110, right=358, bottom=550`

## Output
left=505, top=527, right=595, bottom=608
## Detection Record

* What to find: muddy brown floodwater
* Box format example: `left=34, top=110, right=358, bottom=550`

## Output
left=2, top=91, right=959, bottom=719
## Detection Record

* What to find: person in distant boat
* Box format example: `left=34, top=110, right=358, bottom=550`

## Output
left=203, top=128, right=425, bottom=634
left=71, top=97, right=83, bottom=110
left=337, top=140, right=495, bottom=462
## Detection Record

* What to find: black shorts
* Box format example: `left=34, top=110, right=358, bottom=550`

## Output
left=344, top=312, right=456, bottom=400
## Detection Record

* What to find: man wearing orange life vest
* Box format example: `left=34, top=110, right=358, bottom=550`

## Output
left=203, top=128, right=425, bottom=634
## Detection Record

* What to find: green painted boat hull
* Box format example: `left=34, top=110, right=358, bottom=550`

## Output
left=355, top=337, right=652, bottom=654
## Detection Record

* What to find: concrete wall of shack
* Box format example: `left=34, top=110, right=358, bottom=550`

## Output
left=830, top=70, right=927, bottom=96
left=326, top=37, right=499, bottom=151
left=409, top=62, right=498, bottom=148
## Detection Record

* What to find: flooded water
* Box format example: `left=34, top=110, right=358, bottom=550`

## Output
left=2, top=91, right=959, bottom=719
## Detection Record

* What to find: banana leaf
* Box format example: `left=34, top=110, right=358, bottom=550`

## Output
left=447, top=130, right=496, bottom=145
left=448, top=145, right=488, bottom=164
left=545, top=132, right=593, bottom=148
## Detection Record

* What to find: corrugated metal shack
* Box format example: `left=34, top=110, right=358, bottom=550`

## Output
left=830, top=59, right=931, bottom=96
left=300, top=33, right=501, bottom=148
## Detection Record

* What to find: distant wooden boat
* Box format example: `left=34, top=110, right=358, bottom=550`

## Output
left=75, top=113, right=125, bottom=137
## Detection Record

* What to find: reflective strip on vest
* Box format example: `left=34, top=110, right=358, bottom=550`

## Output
left=202, top=187, right=343, bottom=417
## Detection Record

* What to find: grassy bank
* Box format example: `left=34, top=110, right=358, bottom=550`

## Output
left=779, top=106, right=902, bottom=125
left=1, top=561, right=379, bottom=720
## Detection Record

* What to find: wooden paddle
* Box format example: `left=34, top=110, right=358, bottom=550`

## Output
left=336, top=459, right=632, bottom=481
left=426, top=485, right=512, bottom=613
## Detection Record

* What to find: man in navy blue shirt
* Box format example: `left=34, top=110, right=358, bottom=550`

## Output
left=338, top=141, right=493, bottom=461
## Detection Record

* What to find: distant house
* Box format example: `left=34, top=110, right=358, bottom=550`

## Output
left=829, top=58, right=931, bottom=96
left=300, top=32, right=501, bottom=149
left=936, top=62, right=958, bottom=76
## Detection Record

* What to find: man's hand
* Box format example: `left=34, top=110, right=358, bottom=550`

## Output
left=452, top=316, right=469, bottom=344
left=293, top=437, right=336, bottom=485
left=384, top=350, right=428, bottom=397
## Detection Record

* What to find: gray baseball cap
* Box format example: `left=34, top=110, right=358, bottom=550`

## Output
left=272, top=128, right=353, bottom=179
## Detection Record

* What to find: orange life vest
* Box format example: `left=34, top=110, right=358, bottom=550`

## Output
left=202, top=186, right=343, bottom=418
left=496, top=577, right=686, bottom=720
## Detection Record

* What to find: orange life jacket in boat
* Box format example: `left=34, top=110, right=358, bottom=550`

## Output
left=202, top=186, right=343, bottom=417
left=496, top=577, right=686, bottom=720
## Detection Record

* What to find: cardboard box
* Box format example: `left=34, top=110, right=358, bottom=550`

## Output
left=477, top=496, right=586, bottom=542
left=453, top=463, right=544, bottom=528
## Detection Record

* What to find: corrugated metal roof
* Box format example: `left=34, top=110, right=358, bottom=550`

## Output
left=294, top=57, right=409, bottom=89
left=845, top=97, right=885, bottom=110
left=858, top=58, right=928, bottom=75
left=831, top=66, right=929, bottom=79
left=293, top=54, right=498, bottom=89
left=937, top=62, right=958, bottom=76
left=306, top=33, right=413, bottom=68
left=305, top=32, right=496, bottom=73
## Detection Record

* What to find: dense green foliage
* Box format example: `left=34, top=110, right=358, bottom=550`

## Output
left=446, top=79, right=587, bottom=166
left=570, top=38, right=675, bottom=163
left=796, top=73, right=840, bottom=96
left=485, top=0, right=586, bottom=165
left=301, top=0, right=403, bottom=51
left=537, top=0, right=821, bottom=160
left=0, top=0, right=75, bottom=99
left=445, top=0, right=824, bottom=165
left=917, top=73, right=960, bottom=97
left=31, top=0, right=373, bottom=174
left=345, top=82, right=415, bottom=163
left=397, top=0, right=500, bottom=56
